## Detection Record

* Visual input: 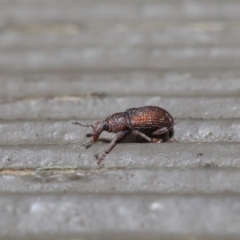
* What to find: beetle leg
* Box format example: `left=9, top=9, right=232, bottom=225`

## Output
left=166, top=137, right=178, bottom=143
left=97, top=130, right=129, bottom=165
left=151, top=127, right=169, bottom=142
left=151, top=127, right=169, bottom=141
left=132, top=130, right=162, bottom=143
left=152, top=127, right=177, bottom=142
left=82, top=139, right=94, bottom=148
left=82, top=125, right=105, bottom=148
left=151, top=127, right=168, bottom=136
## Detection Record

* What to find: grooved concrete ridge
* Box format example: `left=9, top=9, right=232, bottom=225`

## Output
left=1, top=0, right=240, bottom=239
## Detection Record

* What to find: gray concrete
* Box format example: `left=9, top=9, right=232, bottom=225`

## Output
left=1, top=0, right=240, bottom=24
left=0, top=96, right=240, bottom=120
left=0, top=0, right=240, bottom=239
left=1, top=168, right=240, bottom=194
left=0, top=119, right=239, bottom=145
left=1, top=71, right=240, bottom=99
left=1, top=47, right=240, bottom=72
left=1, top=143, right=240, bottom=169
left=1, top=193, right=240, bottom=239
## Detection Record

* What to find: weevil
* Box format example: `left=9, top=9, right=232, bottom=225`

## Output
left=72, top=106, right=175, bottom=165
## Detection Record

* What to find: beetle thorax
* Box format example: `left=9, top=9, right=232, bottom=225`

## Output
left=106, top=112, right=129, bottom=132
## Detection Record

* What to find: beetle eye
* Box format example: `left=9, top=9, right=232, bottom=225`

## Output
left=103, top=123, right=109, bottom=131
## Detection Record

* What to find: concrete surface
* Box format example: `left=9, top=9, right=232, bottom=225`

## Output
left=1, top=193, right=240, bottom=239
left=1, top=168, right=240, bottom=193
left=0, top=0, right=240, bottom=239
left=0, top=96, right=240, bottom=120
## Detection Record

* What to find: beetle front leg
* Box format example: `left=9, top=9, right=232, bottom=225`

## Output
left=84, top=131, right=102, bottom=148
left=82, top=124, right=104, bottom=148
left=96, top=130, right=129, bottom=165
left=82, top=139, right=94, bottom=148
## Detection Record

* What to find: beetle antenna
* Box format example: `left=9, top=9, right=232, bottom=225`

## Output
left=71, top=121, right=93, bottom=127
left=72, top=120, right=103, bottom=135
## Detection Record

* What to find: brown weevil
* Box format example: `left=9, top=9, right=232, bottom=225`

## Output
left=72, top=106, right=175, bottom=165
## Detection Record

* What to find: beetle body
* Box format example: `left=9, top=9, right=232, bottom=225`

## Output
left=72, top=106, right=175, bottom=164
left=126, top=106, right=174, bottom=132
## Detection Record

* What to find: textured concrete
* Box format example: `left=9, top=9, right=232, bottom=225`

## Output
left=1, top=168, right=240, bottom=193
left=1, top=193, right=240, bottom=239
left=1, top=143, right=240, bottom=169
left=0, top=96, right=240, bottom=120
left=0, top=119, right=239, bottom=145
left=0, top=0, right=240, bottom=239
left=0, top=71, right=240, bottom=99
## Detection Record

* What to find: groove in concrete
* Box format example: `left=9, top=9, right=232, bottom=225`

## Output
left=0, top=96, right=239, bottom=120
left=2, top=24, right=240, bottom=50
left=0, top=119, right=239, bottom=145
left=1, top=0, right=240, bottom=24
left=1, top=192, right=240, bottom=238
left=0, top=71, right=240, bottom=99
left=0, top=143, right=240, bottom=169
left=1, top=168, right=240, bottom=194
left=1, top=47, right=240, bottom=72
